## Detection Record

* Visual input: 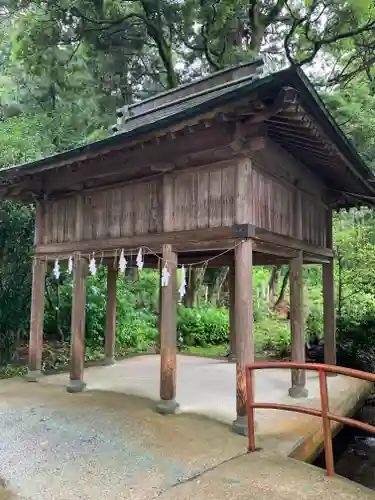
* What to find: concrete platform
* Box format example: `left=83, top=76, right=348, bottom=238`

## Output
left=0, top=356, right=372, bottom=499
left=159, top=452, right=375, bottom=500
left=43, top=354, right=373, bottom=460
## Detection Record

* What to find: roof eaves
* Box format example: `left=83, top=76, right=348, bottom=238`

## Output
left=0, top=69, right=288, bottom=181
left=290, top=67, right=375, bottom=196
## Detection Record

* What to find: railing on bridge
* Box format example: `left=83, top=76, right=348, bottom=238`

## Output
left=245, top=362, right=375, bottom=477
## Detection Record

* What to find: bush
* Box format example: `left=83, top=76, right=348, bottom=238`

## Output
left=116, top=309, right=157, bottom=350
left=254, top=317, right=291, bottom=357
left=177, top=307, right=229, bottom=346
left=306, top=306, right=323, bottom=342
left=336, top=315, right=375, bottom=371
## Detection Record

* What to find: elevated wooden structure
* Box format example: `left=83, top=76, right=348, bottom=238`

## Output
left=1, top=60, right=374, bottom=433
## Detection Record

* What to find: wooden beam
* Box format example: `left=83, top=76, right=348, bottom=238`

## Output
left=36, top=225, right=334, bottom=259
left=254, top=227, right=334, bottom=258
left=289, top=251, right=308, bottom=398
left=104, top=265, right=118, bottom=365
left=233, top=239, right=254, bottom=436
left=36, top=227, right=235, bottom=255
left=156, top=244, right=179, bottom=414
left=67, top=254, right=87, bottom=393
left=27, top=257, right=46, bottom=379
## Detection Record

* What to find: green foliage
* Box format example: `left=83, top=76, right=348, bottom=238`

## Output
left=177, top=307, right=229, bottom=347
left=1, top=0, right=375, bottom=377
left=0, top=201, right=34, bottom=362
left=323, top=85, right=375, bottom=172
left=337, top=316, right=375, bottom=372
left=254, top=318, right=291, bottom=357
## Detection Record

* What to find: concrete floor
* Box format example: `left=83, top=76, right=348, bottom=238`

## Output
left=44, top=354, right=373, bottom=457
left=0, top=355, right=372, bottom=499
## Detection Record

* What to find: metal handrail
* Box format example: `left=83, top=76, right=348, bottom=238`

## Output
left=245, top=362, right=375, bottom=476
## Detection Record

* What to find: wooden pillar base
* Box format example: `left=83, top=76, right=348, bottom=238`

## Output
left=288, top=385, right=308, bottom=398
left=103, top=356, right=115, bottom=366
left=67, top=379, right=86, bottom=393
left=232, top=415, right=249, bottom=436
left=25, top=369, right=43, bottom=382
left=155, top=399, right=180, bottom=415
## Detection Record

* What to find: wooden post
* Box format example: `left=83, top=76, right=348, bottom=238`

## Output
left=233, top=239, right=254, bottom=435
left=228, top=264, right=236, bottom=361
left=27, top=200, right=46, bottom=381
left=289, top=250, right=308, bottom=398
left=27, top=257, right=47, bottom=380
left=324, top=208, right=336, bottom=366
left=104, top=265, right=117, bottom=365
left=67, top=254, right=87, bottom=393
left=156, top=244, right=179, bottom=414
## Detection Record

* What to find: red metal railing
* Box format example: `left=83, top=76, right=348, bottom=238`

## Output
left=245, top=362, right=375, bottom=477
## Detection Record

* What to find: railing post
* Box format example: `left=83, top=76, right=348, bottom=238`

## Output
left=319, top=369, right=335, bottom=477
left=246, top=366, right=256, bottom=451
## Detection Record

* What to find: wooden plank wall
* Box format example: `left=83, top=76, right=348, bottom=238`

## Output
left=42, top=146, right=327, bottom=247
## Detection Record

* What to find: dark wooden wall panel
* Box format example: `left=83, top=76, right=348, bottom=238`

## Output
left=41, top=149, right=328, bottom=248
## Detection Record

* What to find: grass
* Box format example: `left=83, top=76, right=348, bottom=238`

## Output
left=183, top=344, right=228, bottom=357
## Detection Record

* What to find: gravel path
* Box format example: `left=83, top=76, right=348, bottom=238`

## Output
left=0, top=378, right=245, bottom=499
left=0, top=359, right=371, bottom=500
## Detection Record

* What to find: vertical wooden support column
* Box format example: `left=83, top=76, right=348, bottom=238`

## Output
left=156, top=244, right=179, bottom=414
left=27, top=259, right=46, bottom=380
left=289, top=250, right=308, bottom=398
left=67, top=254, right=87, bottom=393
left=323, top=261, right=336, bottom=366
left=228, top=264, right=236, bottom=361
left=324, top=208, right=336, bottom=367
left=232, top=239, right=254, bottom=435
left=68, top=194, right=87, bottom=393
left=104, top=265, right=117, bottom=365
left=27, top=200, right=46, bottom=381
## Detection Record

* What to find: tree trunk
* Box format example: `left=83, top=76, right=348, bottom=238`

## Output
left=212, top=267, right=229, bottom=306
left=268, top=265, right=281, bottom=303
left=184, top=268, right=206, bottom=307
left=274, top=270, right=290, bottom=309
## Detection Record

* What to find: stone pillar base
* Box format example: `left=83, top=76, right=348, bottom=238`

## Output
left=67, top=379, right=86, bottom=393
left=25, top=370, right=43, bottom=382
left=155, top=399, right=180, bottom=415
left=103, top=356, right=115, bottom=366
left=232, top=415, right=249, bottom=436
left=288, top=385, right=308, bottom=398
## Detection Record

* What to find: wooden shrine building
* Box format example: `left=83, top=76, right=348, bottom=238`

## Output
left=1, top=59, right=375, bottom=434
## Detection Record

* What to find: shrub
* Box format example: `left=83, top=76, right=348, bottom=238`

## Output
left=254, top=317, right=291, bottom=357
left=336, top=315, right=375, bottom=372
left=306, top=306, right=323, bottom=341
left=116, top=310, right=157, bottom=350
left=177, top=307, right=229, bottom=346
